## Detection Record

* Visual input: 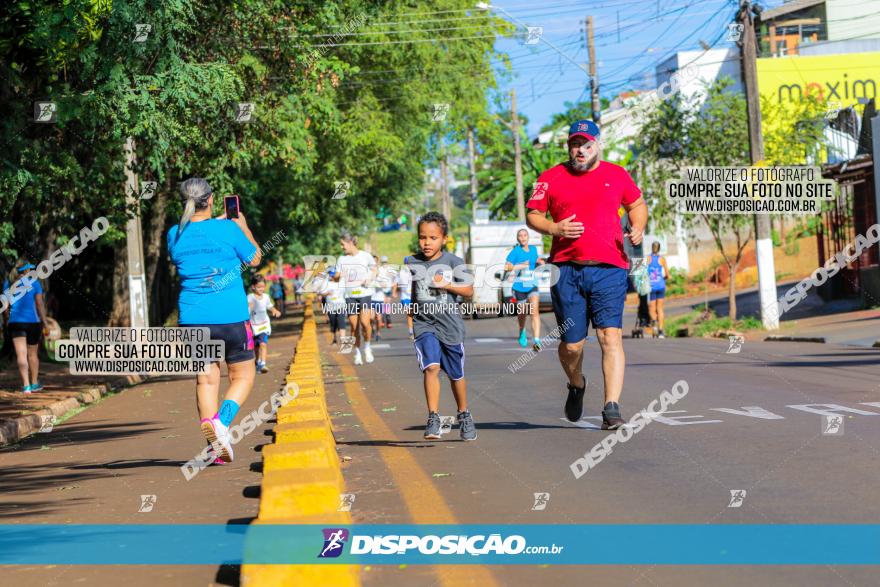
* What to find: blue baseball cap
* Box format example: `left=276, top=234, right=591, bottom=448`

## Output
left=568, top=119, right=600, bottom=142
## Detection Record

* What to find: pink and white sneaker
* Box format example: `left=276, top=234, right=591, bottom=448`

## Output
left=200, top=416, right=234, bottom=463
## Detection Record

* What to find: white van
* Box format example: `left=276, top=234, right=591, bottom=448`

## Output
left=466, top=221, right=548, bottom=317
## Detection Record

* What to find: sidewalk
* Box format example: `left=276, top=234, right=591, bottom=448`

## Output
left=0, top=307, right=305, bottom=586
left=0, top=303, right=308, bottom=446
left=0, top=355, right=145, bottom=446
left=641, top=279, right=880, bottom=347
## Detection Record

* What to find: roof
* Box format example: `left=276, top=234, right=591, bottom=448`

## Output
left=760, top=0, right=824, bottom=21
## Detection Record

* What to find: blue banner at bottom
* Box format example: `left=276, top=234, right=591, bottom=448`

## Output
left=0, top=524, right=877, bottom=565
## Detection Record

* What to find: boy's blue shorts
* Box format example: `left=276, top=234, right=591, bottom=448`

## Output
left=254, top=332, right=269, bottom=345
left=413, top=332, right=465, bottom=381
left=550, top=263, right=628, bottom=343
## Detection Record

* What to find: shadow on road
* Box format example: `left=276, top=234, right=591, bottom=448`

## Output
left=1, top=420, right=164, bottom=453
left=337, top=438, right=440, bottom=448
left=69, top=458, right=187, bottom=469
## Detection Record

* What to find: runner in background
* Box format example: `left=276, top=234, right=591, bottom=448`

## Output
left=334, top=232, right=376, bottom=365
left=3, top=261, right=48, bottom=393
left=320, top=268, right=347, bottom=344
left=505, top=228, right=545, bottom=349
left=269, top=278, right=285, bottom=318
left=379, top=255, right=395, bottom=328
left=168, top=177, right=262, bottom=464
left=370, top=254, right=386, bottom=341
left=292, top=275, right=303, bottom=306
left=647, top=241, right=670, bottom=339
left=393, top=257, right=414, bottom=340
left=248, top=275, right=281, bottom=373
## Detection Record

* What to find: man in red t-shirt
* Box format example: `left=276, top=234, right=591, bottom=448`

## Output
left=526, top=119, right=647, bottom=430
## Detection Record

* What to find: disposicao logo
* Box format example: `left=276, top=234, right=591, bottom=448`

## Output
left=318, top=528, right=349, bottom=558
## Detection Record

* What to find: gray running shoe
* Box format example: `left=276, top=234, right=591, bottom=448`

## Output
left=458, top=410, right=477, bottom=441
left=602, top=402, right=626, bottom=430
left=424, top=411, right=442, bottom=439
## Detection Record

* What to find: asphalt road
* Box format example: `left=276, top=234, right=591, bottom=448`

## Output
left=330, top=309, right=880, bottom=586
left=2, top=305, right=879, bottom=586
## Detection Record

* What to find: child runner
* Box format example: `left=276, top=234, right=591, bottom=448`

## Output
left=379, top=255, right=395, bottom=328
left=248, top=275, right=281, bottom=373
left=370, top=254, right=386, bottom=341
left=406, top=212, right=477, bottom=441
left=321, top=268, right=348, bottom=344
left=394, top=257, right=414, bottom=340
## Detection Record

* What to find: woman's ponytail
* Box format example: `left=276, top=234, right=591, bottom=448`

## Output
left=177, top=177, right=213, bottom=238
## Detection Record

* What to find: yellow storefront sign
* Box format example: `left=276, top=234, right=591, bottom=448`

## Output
left=757, top=52, right=880, bottom=105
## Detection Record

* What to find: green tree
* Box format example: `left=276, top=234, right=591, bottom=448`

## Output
left=638, top=77, right=751, bottom=320
left=0, top=1, right=509, bottom=326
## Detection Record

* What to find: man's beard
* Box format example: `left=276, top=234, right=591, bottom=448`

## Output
left=568, top=151, right=598, bottom=172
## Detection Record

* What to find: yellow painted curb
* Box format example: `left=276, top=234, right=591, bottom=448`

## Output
left=242, top=514, right=359, bottom=586
left=262, top=440, right=337, bottom=472
left=242, top=564, right=359, bottom=587
left=244, top=307, right=360, bottom=587
left=276, top=405, right=327, bottom=425
left=273, top=421, right=335, bottom=444
left=258, top=467, right=343, bottom=519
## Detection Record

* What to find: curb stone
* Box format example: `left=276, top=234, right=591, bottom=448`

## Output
left=241, top=301, right=360, bottom=586
left=764, top=335, right=826, bottom=343
left=0, top=373, right=148, bottom=447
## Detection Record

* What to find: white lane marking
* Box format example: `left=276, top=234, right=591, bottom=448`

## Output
left=369, top=343, right=391, bottom=349
left=560, top=417, right=602, bottom=430
left=710, top=406, right=785, bottom=420
left=475, top=338, right=504, bottom=343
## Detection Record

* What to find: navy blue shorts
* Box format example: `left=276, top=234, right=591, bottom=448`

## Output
left=181, top=321, right=255, bottom=364
left=649, top=288, right=666, bottom=300
left=550, top=263, right=628, bottom=343
left=254, top=332, right=269, bottom=345
left=413, top=332, right=465, bottom=381
left=8, top=322, right=42, bottom=345
left=513, top=288, right=539, bottom=303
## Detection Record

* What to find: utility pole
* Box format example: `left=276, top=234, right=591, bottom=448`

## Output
left=587, top=16, right=600, bottom=123
left=439, top=155, right=451, bottom=220
left=123, top=136, right=149, bottom=328
left=467, top=127, right=479, bottom=221
left=738, top=0, right=778, bottom=329
left=511, top=88, right=525, bottom=222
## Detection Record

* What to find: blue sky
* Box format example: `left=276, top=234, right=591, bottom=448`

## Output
left=487, top=0, right=786, bottom=136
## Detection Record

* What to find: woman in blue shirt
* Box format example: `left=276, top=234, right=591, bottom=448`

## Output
left=647, top=241, right=670, bottom=338
left=167, top=178, right=262, bottom=464
left=505, top=228, right=545, bottom=348
left=3, top=261, right=48, bottom=392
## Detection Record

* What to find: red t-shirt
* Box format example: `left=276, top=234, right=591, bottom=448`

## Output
left=527, top=161, right=642, bottom=268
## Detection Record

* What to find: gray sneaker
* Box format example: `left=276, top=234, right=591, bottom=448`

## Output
left=458, top=410, right=477, bottom=441
left=424, top=412, right=442, bottom=439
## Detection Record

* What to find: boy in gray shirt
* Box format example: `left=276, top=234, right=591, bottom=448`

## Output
left=405, top=212, right=477, bottom=441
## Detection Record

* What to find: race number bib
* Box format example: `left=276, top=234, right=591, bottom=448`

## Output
left=349, top=288, right=364, bottom=297
left=252, top=321, right=271, bottom=336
